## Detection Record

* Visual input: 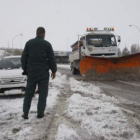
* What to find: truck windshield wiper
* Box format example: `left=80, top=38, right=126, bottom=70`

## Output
left=96, top=36, right=103, bottom=47
left=110, top=39, right=116, bottom=46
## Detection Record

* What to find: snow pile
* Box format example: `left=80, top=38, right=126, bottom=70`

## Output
left=70, top=78, right=118, bottom=103
left=56, top=124, right=80, bottom=140
left=50, top=71, right=67, bottom=88
left=64, top=78, right=138, bottom=140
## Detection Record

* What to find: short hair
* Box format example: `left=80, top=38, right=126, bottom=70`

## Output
left=36, top=27, right=45, bottom=35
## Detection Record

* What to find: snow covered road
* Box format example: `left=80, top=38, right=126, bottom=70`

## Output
left=0, top=68, right=140, bottom=140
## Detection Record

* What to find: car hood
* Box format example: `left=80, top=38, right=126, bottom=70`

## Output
left=0, top=68, right=23, bottom=78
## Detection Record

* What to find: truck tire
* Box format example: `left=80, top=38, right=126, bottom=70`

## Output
left=72, top=67, right=77, bottom=75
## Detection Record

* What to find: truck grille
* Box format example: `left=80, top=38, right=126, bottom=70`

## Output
left=1, top=77, right=24, bottom=83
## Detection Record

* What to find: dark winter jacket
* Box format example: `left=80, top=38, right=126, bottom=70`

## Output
left=21, top=35, right=57, bottom=74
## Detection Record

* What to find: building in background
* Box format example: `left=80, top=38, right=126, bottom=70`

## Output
left=0, top=49, right=71, bottom=63
left=54, top=51, right=70, bottom=63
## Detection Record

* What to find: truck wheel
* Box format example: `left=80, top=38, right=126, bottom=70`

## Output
left=72, top=68, right=77, bottom=75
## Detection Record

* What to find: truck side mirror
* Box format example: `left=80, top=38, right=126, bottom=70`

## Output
left=117, top=36, right=121, bottom=42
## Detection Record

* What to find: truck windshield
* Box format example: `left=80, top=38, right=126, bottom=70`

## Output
left=86, top=35, right=117, bottom=47
left=0, top=57, right=21, bottom=69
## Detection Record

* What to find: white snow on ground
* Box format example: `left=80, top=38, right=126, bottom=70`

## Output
left=56, top=124, right=80, bottom=140
left=0, top=72, right=140, bottom=140
left=48, top=72, right=66, bottom=108
left=0, top=72, right=67, bottom=140
left=57, top=64, right=70, bottom=69
left=69, top=78, right=118, bottom=103
left=50, top=71, right=67, bottom=88
left=64, top=78, right=139, bottom=140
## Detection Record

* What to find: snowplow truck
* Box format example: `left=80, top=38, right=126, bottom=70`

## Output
left=69, top=27, right=140, bottom=80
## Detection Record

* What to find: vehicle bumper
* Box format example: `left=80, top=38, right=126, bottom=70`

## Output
left=0, top=82, right=26, bottom=95
left=0, top=82, right=26, bottom=89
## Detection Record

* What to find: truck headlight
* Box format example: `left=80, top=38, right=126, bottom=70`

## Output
left=87, top=46, right=93, bottom=51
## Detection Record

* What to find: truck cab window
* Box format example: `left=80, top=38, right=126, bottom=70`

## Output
left=86, top=35, right=117, bottom=47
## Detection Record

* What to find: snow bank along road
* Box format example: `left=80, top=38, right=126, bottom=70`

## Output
left=0, top=64, right=139, bottom=140
left=58, top=65, right=140, bottom=138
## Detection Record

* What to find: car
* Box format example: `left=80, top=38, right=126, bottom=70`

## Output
left=0, top=55, right=26, bottom=95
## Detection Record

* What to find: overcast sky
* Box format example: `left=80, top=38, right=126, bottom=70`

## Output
left=0, top=0, right=140, bottom=51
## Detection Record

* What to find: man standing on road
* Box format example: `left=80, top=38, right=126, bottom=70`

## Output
left=21, top=27, right=57, bottom=119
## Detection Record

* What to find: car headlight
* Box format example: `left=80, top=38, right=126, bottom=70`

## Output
left=23, top=76, right=27, bottom=81
left=87, top=46, right=93, bottom=51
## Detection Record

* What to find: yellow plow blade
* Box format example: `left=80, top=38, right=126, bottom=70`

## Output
left=79, top=53, right=140, bottom=80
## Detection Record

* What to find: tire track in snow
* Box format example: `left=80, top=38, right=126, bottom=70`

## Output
left=46, top=78, right=98, bottom=140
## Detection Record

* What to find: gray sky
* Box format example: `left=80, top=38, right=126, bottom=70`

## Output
left=0, top=0, right=140, bottom=51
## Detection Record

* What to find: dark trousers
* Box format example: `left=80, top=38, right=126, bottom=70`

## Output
left=23, top=70, right=49, bottom=116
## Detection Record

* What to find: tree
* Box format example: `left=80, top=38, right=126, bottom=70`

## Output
left=130, top=44, right=140, bottom=54
left=122, top=47, right=130, bottom=56
left=118, top=48, right=122, bottom=57
left=13, top=49, right=23, bottom=55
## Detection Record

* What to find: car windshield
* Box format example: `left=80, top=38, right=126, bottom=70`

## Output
left=0, top=57, right=21, bottom=69
left=86, top=35, right=117, bottom=47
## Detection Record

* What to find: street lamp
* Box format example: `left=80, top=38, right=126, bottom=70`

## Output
left=12, top=33, right=23, bottom=51
left=129, top=25, right=140, bottom=33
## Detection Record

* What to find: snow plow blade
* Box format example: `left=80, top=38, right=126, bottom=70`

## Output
left=79, top=53, right=140, bottom=81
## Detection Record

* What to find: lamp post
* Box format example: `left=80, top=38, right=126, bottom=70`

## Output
left=129, top=25, right=140, bottom=33
left=12, top=33, right=23, bottom=52
left=129, top=25, right=140, bottom=45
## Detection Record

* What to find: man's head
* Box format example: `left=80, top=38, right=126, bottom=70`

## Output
left=36, top=27, right=45, bottom=38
